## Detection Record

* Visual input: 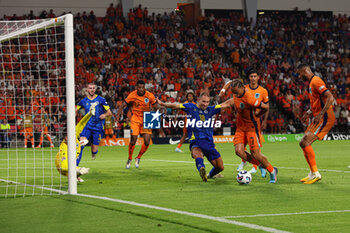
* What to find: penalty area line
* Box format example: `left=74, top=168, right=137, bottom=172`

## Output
left=0, top=178, right=290, bottom=233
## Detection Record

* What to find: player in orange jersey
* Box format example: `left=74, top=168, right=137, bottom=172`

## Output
left=221, top=70, right=269, bottom=176
left=175, top=92, right=195, bottom=153
left=221, top=79, right=278, bottom=183
left=117, top=80, right=157, bottom=169
left=296, top=64, right=335, bottom=184
left=36, top=108, right=54, bottom=148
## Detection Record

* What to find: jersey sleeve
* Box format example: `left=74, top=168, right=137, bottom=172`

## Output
left=312, top=78, right=328, bottom=95
left=101, top=97, right=110, bottom=110
left=262, top=89, right=269, bottom=103
left=179, top=103, right=194, bottom=112
left=209, top=105, right=221, bottom=115
left=124, top=93, right=134, bottom=105
left=149, top=93, right=157, bottom=105
left=76, top=99, right=84, bottom=110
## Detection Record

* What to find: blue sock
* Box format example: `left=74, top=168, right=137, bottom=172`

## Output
left=76, top=146, right=84, bottom=166
left=195, top=157, right=205, bottom=171
left=209, top=167, right=221, bottom=177
left=92, top=150, right=98, bottom=156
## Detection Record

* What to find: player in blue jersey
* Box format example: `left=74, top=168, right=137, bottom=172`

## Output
left=76, top=83, right=112, bottom=160
left=157, top=92, right=234, bottom=182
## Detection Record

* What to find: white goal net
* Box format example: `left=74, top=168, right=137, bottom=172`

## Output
left=0, top=14, right=76, bottom=197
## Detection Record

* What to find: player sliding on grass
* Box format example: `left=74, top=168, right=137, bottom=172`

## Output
left=55, top=103, right=97, bottom=182
left=220, top=79, right=278, bottom=183
left=157, top=92, right=234, bottom=182
left=296, top=64, right=335, bottom=184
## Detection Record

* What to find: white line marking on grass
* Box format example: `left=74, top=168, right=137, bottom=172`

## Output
left=222, top=210, right=350, bottom=219
left=0, top=179, right=67, bottom=195
left=147, top=159, right=350, bottom=174
left=0, top=179, right=290, bottom=233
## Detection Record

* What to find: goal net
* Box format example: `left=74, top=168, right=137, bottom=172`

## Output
left=0, top=14, right=76, bottom=197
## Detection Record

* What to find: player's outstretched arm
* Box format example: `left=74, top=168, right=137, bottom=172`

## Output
left=218, top=80, right=232, bottom=98
left=220, top=98, right=235, bottom=110
left=100, top=109, right=112, bottom=120
left=156, top=98, right=182, bottom=109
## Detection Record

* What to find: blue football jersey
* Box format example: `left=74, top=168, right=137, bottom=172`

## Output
left=77, top=95, right=110, bottom=131
left=179, top=103, right=221, bottom=141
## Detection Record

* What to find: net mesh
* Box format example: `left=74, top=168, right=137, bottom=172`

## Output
left=0, top=17, right=68, bottom=197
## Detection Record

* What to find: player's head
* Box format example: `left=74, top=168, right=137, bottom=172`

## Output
left=198, top=92, right=210, bottom=110
left=297, top=63, right=312, bottom=80
left=87, top=83, right=97, bottom=97
left=248, top=69, right=259, bottom=85
left=230, top=79, right=245, bottom=97
left=186, top=92, right=195, bottom=102
left=136, top=80, right=146, bottom=96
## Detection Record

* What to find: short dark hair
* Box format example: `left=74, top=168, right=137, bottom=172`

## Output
left=136, top=80, right=145, bottom=85
left=248, top=69, right=258, bottom=76
left=230, top=79, right=244, bottom=88
left=297, top=63, right=309, bottom=70
left=200, top=92, right=210, bottom=98
left=186, top=92, right=194, bottom=99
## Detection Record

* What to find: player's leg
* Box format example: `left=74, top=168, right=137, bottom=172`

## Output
left=206, top=144, right=224, bottom=179
left=29, top=130, right=34, bottom=148
left=90, top=130, right=102, bottom=160
left=175, top=127, right=187, bottom=153
left=126, top=134, right=138, bottom=169
left=135, top=132, right=152, bottom=168
left=37, top=132, right=44, bottom=148
left=299, top=132, right=319, bottom=183
left=250, top=149, right=277, bottom=183
left=190, top=142, right=207, bottom=182
left=234, top=131, right=261, bottom=167
left=79, top=127, right=92, bottom=160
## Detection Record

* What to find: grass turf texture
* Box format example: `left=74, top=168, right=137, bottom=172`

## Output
left=1, top=140, right=350, bottom=232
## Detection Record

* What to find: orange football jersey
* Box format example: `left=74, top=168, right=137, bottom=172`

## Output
left=125, top=90, right=156, bottom=123
left=233, top=88, right=262, bottom=132
left=309, top=76, right=333, bottom=116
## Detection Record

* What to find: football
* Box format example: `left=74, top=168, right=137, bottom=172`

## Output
left=236, top=170, right=252, bottom=184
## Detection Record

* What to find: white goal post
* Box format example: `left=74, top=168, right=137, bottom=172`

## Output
left=0, top=14, right=76, bottom=197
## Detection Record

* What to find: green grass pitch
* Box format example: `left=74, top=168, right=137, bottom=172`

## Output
left=1, top=140, right=350, bottom=233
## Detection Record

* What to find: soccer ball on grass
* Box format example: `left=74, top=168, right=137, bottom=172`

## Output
left=236, top=170, right=252, bottom=184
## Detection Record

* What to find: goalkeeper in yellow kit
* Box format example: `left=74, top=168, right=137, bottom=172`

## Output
left=55, top=103, right=97, bottom=182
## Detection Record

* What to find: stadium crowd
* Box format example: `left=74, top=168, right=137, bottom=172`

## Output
left=0, top=4, right=350, bottom=146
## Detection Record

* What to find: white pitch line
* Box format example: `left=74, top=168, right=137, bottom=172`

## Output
left=147, top=159, right=350, bottom=174
left=222, top=210, right=350, bottom=219
left=0, top=179, right=290, bottom=233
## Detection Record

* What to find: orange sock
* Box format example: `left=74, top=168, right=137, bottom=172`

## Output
left=128, top=144, right=135, bottom=160
left=31, top=137, right=34, bottom=147
left=47, top=135, right=53, bottom=144
left=137, top=144, right=149, bottom=159
left=266, top=164, right=274, bottom=173
left=39, top=135, right=43, bottom=145
left=253, top=164, right=257, bottom=169
left=248, top=158, right=260, bottom=166
left=24, top=138, right=27, bottom=146
left=177, top=143, right=182, bottom=149
left=242, top=159, right=246, bottom=163
left=303, top=145, right=318, bottom=172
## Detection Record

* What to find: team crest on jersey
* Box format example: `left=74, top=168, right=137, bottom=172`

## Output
left=240, top=103, right=245, bottom=109
left=144, top=98, right=149, bottom=103
left=204, top=110, right=208, bottom=114
left=255, top=93, right=260, bottom=99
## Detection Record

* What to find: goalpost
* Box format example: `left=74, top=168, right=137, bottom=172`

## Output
left=0, top=14, right=77, bottom=197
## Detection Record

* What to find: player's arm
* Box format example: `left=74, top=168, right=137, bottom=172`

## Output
left=313, top=90, right=334, bottom=125
left=218, top=80, right=232, bottom=98
left=256, top=102, right=269, bottom=118
left=219, top=98, right=235, bottom=110
left=156, top=98, right=182, bottom=109
left=100, top=108, right=112, bottom=120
